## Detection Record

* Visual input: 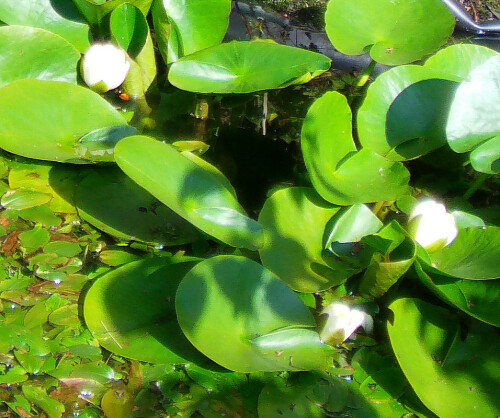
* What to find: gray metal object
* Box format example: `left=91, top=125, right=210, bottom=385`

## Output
left=440, top=0, right=500, bottom=35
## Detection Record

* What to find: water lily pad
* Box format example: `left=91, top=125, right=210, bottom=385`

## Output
left=0, top=26, right=80, bottom=88
left=325, top=0, right=454, bottom=65
left=74, top=125, right=138, bottom=163
left=415, top=261, right=500, bottom=327
left=162, top=0, right=231, bottom=62
left=1, top=190, right=52, bottom=210
left=388, top=297, right=500, bottom=417
left=110, top=3, right=148, bottom=57
left=422, top=226, right=500, bottom=280
left=325, top=204, right=382, bottom=246
left=75, top=167, right=199, bottom=245
left=168, top=40, right=331, bottom=94
left=114, top=135, right=264, bottom=250
left=301, top=91, right=409, bottom=205
left=446, top=55, right=500, bottom=174
left=258, top=187, right=360, bottom=293
left=72, top=0, right=153, bottom=25
left=8, top=159, right=79, bottom=213
left=424, top=44, right=497, bottom=81
left=0, top=0, right=90, bottom=52
left=358, top=221, right=416, bottom=299
left=84, top=258, right=208, bottom=364
left=0, top=80, right=129, bottom=163
left=176, top=256, right=335, bottom=372
left=357, top=65, right=458, bottom=161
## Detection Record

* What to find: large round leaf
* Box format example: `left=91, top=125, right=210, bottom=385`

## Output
left=0, top=26, right=80, bottom=88
left=72, top=0, right=153, bottom=25
left=357, top=66, right=458, bottom=161
left=388, top=297, right=500, bottom=417
left=168, top=40, right=331, bottom=94
left=0, top=0, right=90, bottom=52
left=114, top=136, right=264, bottom=250
left=75, top=168, right=199, bottom=245
left=421, top=227, right=500, bottom=280
left=301, top=91, right=409, bottom=205
left=162, top=0, right=231, bottom=62
left=424, top=44, right=498, bottom=81
left=175, top=256, right=335, bottom=372
left=0, top=80, right=129, bottom=163
left=325, top=0, right=454, bottom=65
left=258, top=187, right=362, bottom=293
left=446, top=55, right=500, bottom=174
left=415, top=261, right=500, bottom=327
left=84, top=258, right=209, bottom=364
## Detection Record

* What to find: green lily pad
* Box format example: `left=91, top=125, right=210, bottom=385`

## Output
left=176, top=256, right=335, bottom=372
left=8, top=159, right=79, bottom=213
left=1, top=190, right=52, bottom=210
left=110, top=3, right=148, bottom=57
left=0, top=26, right=80, bottom=88
left=0, top=80, right=129, bottom=163
left=388, top=297, right=500, bottom=417
left=258, top=187, right=363, bottom=293
left=358, top=221, right=416, bottom=299
left=72, top=0, right=153, bottom=25
left=162, top=0, right=231, bottom=62
left=301, top=91, right=409, bottom=205
left=325, top=204, right=382, bottom=246
left=75, top=167, right=199, bottom=245
left=424, top=44, right=498, bottom=81
left=19, top=225, right=51, bottom=254
left=23, top=385, right=65, bottom=418
left=74, top=125, right=138, bottom=163
left=114, top=135, right=264, bottom=250
left=84, top=258, right=209, bottom=364
left=415, top=261, right=500, bottom=327
left=469, top=135, right=500, bottom=174
left=422, top=226, right=500, bottom=280
left=357, top=65, right=458, bottom=161
left=0, top=0, right=90, bottom=52
left=168, top=40, right=331, bottom=94
left=446, top=55, right=500, bottom=174
left=325, top=0, right=454, bottom=65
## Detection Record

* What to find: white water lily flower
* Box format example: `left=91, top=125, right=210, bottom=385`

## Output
left=408, top=199, right=458, bottom=253
left=81, top=43, right=130, bottom=93
left=320, top=302, right=373, bottom=345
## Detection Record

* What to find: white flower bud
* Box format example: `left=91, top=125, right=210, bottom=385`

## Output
left=81, top=43, right=130, bottom=93
left=320, top=302, right=373, bottom=345
left=408, top=199, right=458, bottom=253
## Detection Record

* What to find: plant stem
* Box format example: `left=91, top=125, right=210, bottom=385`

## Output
left=463, top=173, right=488, bottom=200
left=355, top=60, right=376, bottom=89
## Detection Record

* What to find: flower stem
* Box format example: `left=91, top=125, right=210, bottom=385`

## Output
left=463, top=173, right=488, bottom=200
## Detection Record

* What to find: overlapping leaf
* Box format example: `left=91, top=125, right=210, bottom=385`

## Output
left=0, top=26, right=80, bottom=88
left=388, top=297, right=500, bottom=417
left=301, top=91, right=409, bottom=205
left=0, top=0, right=90, bottom=51
left=114, top=135, right=264, bottom=250
left=161, top=0, right=231, bottom=62
left=176, top=256, right=335, bottom=372
left=0, top=80, right=129, bottom=163
left=258, top=187, right=361, bottom=293
left=169, top=40, right=331, bottom=94
left=357, top=66, right=458, bottom=161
